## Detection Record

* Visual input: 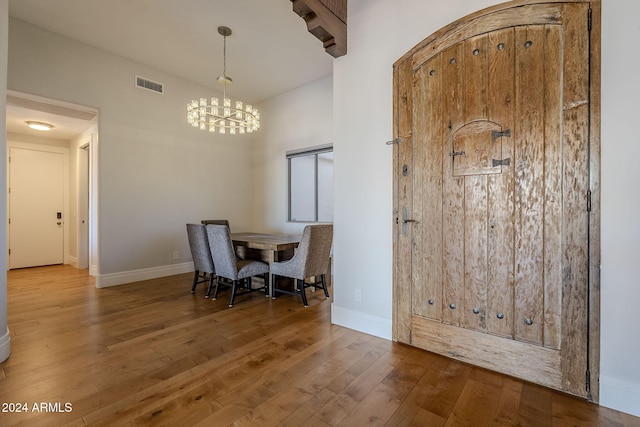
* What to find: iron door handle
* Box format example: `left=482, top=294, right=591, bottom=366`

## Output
left=401, top=207, right=419, bottom=235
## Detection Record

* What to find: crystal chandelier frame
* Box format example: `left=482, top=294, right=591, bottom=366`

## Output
left=187, top=26, right=260, bottom=134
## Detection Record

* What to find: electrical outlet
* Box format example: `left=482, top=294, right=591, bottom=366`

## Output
left=354, top=289, right=362, bottom=302
left=173, top=250, right=179, bottom=260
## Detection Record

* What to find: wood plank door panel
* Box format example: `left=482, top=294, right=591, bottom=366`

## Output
left=393, top=1, right=599, bottom=400
left=441, top=43, right=465, bottom=329
left=486, top=27, right=516, bottom=340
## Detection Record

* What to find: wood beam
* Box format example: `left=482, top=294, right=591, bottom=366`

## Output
left=291, top=0, right=347, bottom=58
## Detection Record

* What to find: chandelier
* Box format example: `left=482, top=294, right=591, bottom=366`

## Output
left=187, top=26, right=260, bottom=134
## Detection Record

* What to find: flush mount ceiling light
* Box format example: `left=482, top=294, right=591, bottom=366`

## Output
left=26, top=121, right=54, bottom=131
left=187, top=26, right=260, bottom=135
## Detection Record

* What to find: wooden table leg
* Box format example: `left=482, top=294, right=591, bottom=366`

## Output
left=267, top=250, right=276, bottom=297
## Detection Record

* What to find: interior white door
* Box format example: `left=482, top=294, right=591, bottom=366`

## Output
left=9, top=147, right=65, bottom=269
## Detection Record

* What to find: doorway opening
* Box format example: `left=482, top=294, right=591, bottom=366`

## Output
left=6, top=91, right=99, bottom=277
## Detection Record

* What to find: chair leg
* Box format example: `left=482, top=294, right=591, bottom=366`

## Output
left=229, top=280, right=238, bottom=307
left=298, top=279, right=308, bottom=307
left=264, top=273, right=270, bottom=297
left=213, top=277, right=221, bottom=300
left=320, top=274, right=329, bottom=298
left=205, top=275, right=215, bottom=299
left=271, top=274, right=278, bottom=299
left=191, top=270, right=200, bottom=293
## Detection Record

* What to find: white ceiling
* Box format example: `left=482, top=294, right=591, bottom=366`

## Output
left=6, top=0, right=334, bottom=140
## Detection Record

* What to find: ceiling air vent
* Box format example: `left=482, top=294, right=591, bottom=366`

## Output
left=136, top=75, right=164, bottom=94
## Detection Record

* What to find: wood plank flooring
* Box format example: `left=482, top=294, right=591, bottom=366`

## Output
left=1, top=265, right=638, bottom=426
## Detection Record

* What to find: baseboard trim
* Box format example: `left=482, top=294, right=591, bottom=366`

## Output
left=331, top=303, right=392, bottom=340
left=96, top=262, right=193, bottom=288
left=0, top=327, right=10, bottom=363
left=600, top=375, right=640, bottom=417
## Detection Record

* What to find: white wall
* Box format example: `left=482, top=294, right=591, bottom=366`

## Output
left=0, top=0, right=9, bottom=363
left=599, top=0, right=640, bottom=416
left=252, top=76, right=333, bottom=235
left=332, top=0, right=639, bottom=417
left=7, top=19, right=256, bottom=285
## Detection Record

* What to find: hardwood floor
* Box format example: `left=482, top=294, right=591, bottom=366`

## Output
left=1, top=265, right=638, bottom=426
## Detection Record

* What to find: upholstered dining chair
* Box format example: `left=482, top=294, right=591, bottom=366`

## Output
left=205, top=224, right=270, bottom=307
left=186, top=223, right=217, bottom=298
left=271, top=224, right=333, bottom=307
left=201, top=219, right=247, bottom=258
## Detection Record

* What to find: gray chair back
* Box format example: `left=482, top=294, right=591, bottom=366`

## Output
left=279, top=224, right=333, bottom=280
left=201, top=219, right=230, bottom=229
left=186, top=224, right=215, bottom=274
left=205, top=224, right=238, bottom=280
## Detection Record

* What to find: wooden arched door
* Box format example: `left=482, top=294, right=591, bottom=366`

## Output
left=393, top=0, right=600, bottom=400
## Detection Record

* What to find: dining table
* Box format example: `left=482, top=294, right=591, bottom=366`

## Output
left=230, top=232, right=301, bottom=296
